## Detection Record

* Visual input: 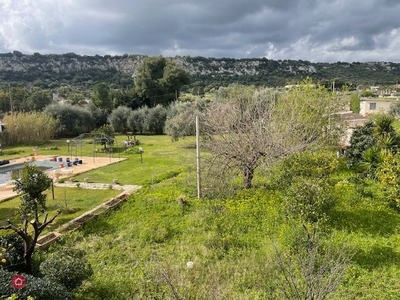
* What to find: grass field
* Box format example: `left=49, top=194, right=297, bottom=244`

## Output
left=69, top=137, right=400, bottom=299
left=66, top=167, right=400, bottom=300
left=72, top=135, right=195, bottom=186
left=2, top=135, right=400, bottom=299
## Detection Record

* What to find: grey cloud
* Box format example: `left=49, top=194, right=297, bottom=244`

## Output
left=0, top=0, right=399, bottom=62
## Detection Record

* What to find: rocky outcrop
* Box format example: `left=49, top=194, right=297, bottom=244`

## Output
left=1, top=51, right=400, bottom=87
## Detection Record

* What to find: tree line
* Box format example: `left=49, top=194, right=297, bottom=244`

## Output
left=0, top=56, right=190, bottom=144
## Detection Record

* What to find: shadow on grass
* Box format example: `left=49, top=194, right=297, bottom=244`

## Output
left=81, top=218, right=116, bottom=236
left=75, top=283, right=118, bottom=300
left=353, top=244, right=400, bottom=270
left=0, top=207, right=19, bottom=223
left=46, top=213, right=82, bottom=232
left=142, top=170, right=182, bottom=185
left=328, top=208, right=400, bottom=236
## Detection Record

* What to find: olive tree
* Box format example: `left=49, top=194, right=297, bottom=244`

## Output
left=201, top=82, right=342, bottom=189
left=108, top=106, right=132, bottom=135
left=145, top=104, right=167, bottom=134
left=165, top=99, right=208, bottom=142
left=45, top=103, right=95, bottom=137
left=128, top=106, right=148, bottom=135
left=127, top=105, right=167, bottom=135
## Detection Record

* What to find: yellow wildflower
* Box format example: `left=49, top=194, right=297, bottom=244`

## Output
left=1, top=258, right=6, bottom=264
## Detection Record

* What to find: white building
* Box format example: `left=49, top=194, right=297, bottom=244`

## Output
left=359, top=97, right=399, bottom=117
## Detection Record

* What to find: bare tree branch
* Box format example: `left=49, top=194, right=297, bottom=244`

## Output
left=201, top=83, right=344, bottom=192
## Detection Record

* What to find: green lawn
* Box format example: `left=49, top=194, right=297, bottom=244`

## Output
left=71, top=135, right=196, bottom=185
left=0, top=187, right=120, bottom=233
left=0, top=136, right=131, bottom=160
left=0, top=135, right=196, bottom=233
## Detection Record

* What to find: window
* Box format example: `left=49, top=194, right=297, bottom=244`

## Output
left=369, top=103, right=376, bottom=110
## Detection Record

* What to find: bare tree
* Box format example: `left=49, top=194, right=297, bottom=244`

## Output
left=273, top=226, right=352, bottom=300
left=201, top=82, right=342, bottom=189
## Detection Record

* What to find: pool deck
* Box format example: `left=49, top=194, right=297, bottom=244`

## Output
left=0, top=155, right=126, bottom=202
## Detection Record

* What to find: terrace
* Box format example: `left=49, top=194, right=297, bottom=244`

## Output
left=0, top=155, right=126, bottom=202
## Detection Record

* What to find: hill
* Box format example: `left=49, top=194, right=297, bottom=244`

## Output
left=1, top=51, right=400, bottom=89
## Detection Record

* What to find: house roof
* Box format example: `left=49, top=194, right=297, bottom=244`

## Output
left=338, top=111, right=368, bottom=128
left=339, top=111, right=366, bottom=120
left=361, top=97, right=399, bottom=102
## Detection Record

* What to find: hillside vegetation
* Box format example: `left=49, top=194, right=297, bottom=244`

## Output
left=1, top=51, right=400, bottom=89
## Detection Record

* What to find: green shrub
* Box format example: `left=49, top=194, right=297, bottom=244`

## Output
left=272, top=230, right=352, bottom=300
left=39, top=248, right=93, bottom=291
left=124, top=147, right=139, bottom=154
left=0, top=269, right=71, bottom=299
left=0, top=234, right=24, bottom=272
left=284, top=178, right=336, bottom=223
left=268, top=150, right=339, bottom=190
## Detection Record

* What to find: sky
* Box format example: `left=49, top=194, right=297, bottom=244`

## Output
left=0, top=0, right=399, bottom=63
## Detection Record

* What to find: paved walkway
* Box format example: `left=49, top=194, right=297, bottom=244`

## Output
left=54, top=182, right=141, bottom=192
left=0, top=155, right=128, bottom=202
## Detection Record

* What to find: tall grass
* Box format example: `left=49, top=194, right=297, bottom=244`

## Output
left=3, top=135, right=400, bottom=299
left=69, top=168, right=400, bottom=299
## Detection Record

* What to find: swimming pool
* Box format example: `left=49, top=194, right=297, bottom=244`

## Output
left=0, top=160, right=60, bottom=184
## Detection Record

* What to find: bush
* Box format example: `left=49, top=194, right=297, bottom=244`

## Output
left=0, top=269, right=71, bottom=299
left=284, top=178, right=336, bottom=223
left=39, top=247, right=93, bottom=291
left=0, top=234, right=24, bottom=272
left=268, top=150, right=339, bottom=190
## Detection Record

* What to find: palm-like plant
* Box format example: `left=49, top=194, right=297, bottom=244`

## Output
left=372, top=113, right=396, bottom=139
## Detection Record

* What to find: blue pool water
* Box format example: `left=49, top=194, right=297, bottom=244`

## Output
left=0, top=160, right=60, bottom=184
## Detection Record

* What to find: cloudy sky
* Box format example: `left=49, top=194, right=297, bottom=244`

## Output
left=0, top=0, right=399, bottom=62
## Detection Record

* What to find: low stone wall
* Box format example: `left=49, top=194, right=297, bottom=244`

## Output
left=37, top=232, right=62, bottom=250
left=38, top=191, right=133, bottom=249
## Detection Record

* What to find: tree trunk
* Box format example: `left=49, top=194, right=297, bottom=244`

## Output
left=242, top=167, right=254, bottom=189
left=23, top=246, right=34, bottom=274
left=23, top=236, right=38, bottom=274
left=22, top=226, right=42, bottom=274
